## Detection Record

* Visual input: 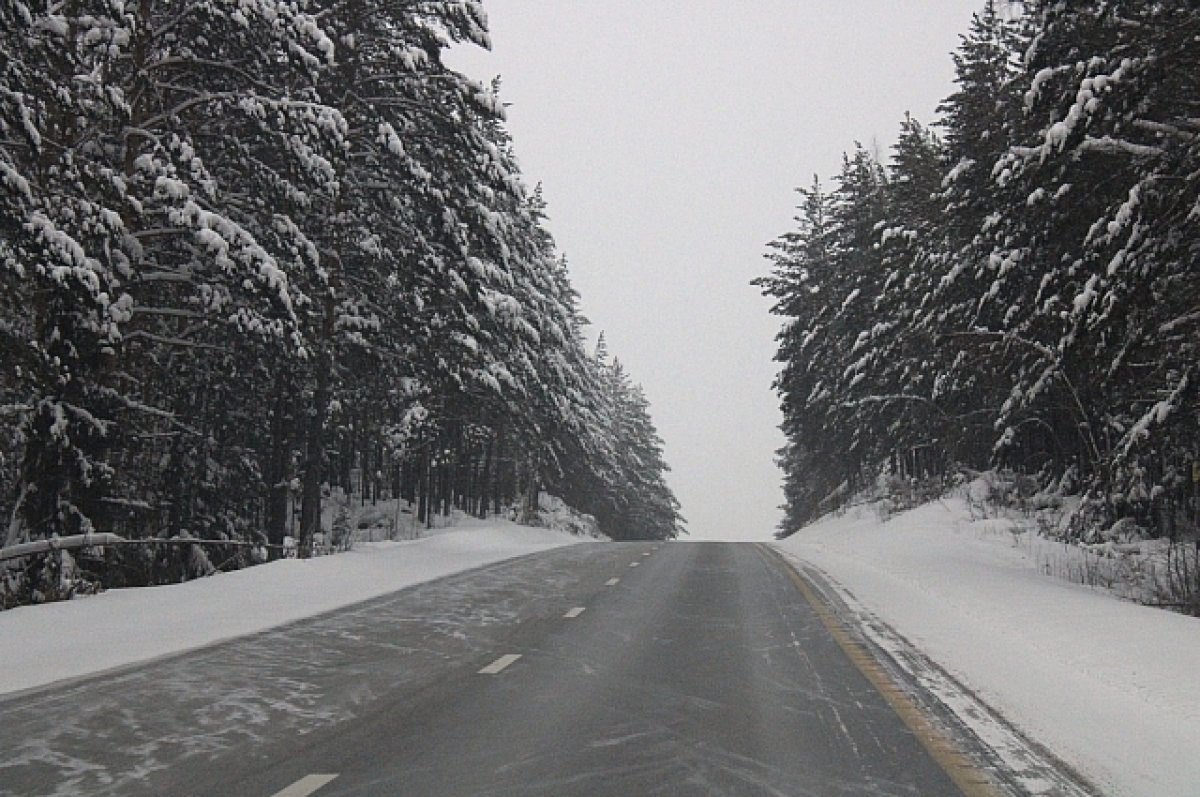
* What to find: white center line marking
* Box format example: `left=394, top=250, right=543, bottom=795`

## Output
left=271, top=774, right=339, bottom=797
left=629, top=561, right=640, bottom=568
left=605, top=577, right=620, bottom=586
left=564, top=607, right=586, bottom=618
left=642, top=551, right=652, bottom=556
left=479, top=654, right=522, bottom=674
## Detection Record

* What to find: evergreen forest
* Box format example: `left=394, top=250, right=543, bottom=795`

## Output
left=0, top=0, right=682, bottom=604
left=760, top=1, right=1200, bottom=541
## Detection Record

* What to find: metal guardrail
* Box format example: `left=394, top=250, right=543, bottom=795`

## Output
left=0, top=534, right=287, bottom=564
left=0, top=533, right=126, bottom=564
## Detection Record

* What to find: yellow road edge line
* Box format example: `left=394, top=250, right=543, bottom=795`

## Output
left=759, top=544, right=1003, bottom=797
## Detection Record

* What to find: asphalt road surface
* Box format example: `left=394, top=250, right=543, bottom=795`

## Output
left=1, top=542, right=1011, bottom=796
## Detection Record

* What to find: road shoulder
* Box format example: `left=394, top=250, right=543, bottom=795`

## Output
left=766, top=544, right=1099, bottom=797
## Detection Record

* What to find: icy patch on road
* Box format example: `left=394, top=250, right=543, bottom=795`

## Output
left=0, top=521, right=585, bottom=697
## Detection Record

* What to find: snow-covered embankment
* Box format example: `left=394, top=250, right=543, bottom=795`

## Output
left=0, top=521, right=584, bottom=697
left=775, top=498, right=1200, bottom=797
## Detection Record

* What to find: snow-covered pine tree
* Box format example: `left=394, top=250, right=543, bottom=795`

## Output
left=1, top=0, right=353, bottom=555
left=109, top=0, right=344, bottom=559
left=289, top=0, right=527, bottom=545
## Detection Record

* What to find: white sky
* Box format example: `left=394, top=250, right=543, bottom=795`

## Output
left=448, top=1, right=985, bottom=541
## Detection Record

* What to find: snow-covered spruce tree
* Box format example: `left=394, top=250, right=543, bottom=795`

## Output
left=980, top=1, right=1200, bottom=531
left=846, top=115, right=949, bottom=477
left=944, top=10, right=1122, bottom=488
left=534, top=267, right=621, bottom=522
left=479, top=187, right=604, bottom=525
left=755, top=177, right=844, bottom=532
left=915, top=0, right=1031, bottom=471
left=1, top=1, right=142, bottom=546
left=815, top=148, right=892, bottom=485
left=759, top=146, right=893, bottom=529
left=581, top=349, right=682, bottom=541
left=761, top=124, right=951, bottom=537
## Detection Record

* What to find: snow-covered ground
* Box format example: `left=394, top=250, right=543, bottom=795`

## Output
left=0, top=519, right=586, bottom=697
left=775, top=497, right=1200, bottom=797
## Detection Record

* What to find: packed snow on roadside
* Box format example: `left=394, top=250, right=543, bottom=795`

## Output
left=775, top=495, right=1200, bottom=797
left=0, top=519, right=588, bottom=697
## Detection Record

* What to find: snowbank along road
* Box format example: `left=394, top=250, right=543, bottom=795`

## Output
left=0, top=542, right=1087, bottom=796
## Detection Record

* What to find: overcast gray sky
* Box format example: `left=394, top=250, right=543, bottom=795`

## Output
left=448, top=1, right=985, bottom=541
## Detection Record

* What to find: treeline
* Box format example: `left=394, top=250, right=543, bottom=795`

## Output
left=760, top=1, right=1199, bottom=538
left=0, top=0, right=681, bottom=598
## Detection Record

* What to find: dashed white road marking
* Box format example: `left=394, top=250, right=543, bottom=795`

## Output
left=642, top=551, right=652, bottom=557
left=629, top=561, right=640, bottom=568
left=564, top=607, right=586, bottom=619
left=271, top=774, right=339, bottom=797
left=479, top=654, right=522, bottom=674
left=605, top=577, right=620, bottom=586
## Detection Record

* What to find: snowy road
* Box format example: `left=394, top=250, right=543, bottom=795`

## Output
left=3, top=542, right=1038, bottom=796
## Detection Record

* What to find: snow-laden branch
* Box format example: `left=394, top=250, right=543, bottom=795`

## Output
left=1076, top=136, right=1163, bottom=158
left=941, top=330, right=1103, bottom=466
left=144, top=57, right=282, bottom=97
left=1132, top=119, right=1196, bottom=142
left=4, top=483, right=32, bottom=547
left=838, top=392, right=992, bottom=422
left=1119, top=369, right=1192, bottom=461
left=129, top=306, right=205, bottom=320
left=1159, top=309, right=1200, bottom=335
left=123, top=330, right=227, bottom=351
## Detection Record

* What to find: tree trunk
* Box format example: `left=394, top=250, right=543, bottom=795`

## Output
left=299, top=296, right=334, bottom=555
left=476, top=435, right=494, bottom=519
left=521, top=456, right=540, bottom=525
left=265, top=372, right=292, bottom=546
left=492, top=425, right=506, bottom=516
left=417, top=446, right=430, bottom=526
